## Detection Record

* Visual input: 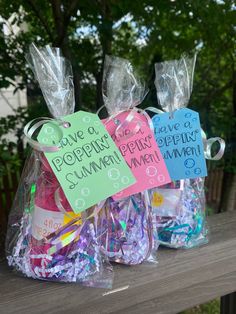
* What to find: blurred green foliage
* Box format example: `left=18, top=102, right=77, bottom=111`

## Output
left=181, top=299, right=220, bottom=314
left=0, top=0, right=235, bottom=171
left=0, top=98, right=50, bottom=175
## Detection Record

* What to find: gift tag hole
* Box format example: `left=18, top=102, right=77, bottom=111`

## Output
left=114, top=119, right=120, bottom=125
left=63, top=121, right=71, bottom=128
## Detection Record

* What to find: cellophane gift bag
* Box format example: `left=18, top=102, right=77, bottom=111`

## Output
left=5, top=44, right=113, bottom=287
left=149, top=55, right=225, bottom=248
left=94, top=56, right=160, bottom=265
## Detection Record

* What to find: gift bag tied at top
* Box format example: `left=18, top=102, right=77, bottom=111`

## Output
left=95, top=55, right=164, bottom=265
left=5, top=44, right=117, bottom=287
left=102, top=55, right=170, bottom=199
left=149, top=54, right=225, bottom=248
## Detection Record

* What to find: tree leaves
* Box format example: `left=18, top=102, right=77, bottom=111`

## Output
left=0, top=0, right=235, bottom=168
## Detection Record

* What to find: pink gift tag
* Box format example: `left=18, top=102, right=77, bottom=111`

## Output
left=104, top=111, right=171, bottom=200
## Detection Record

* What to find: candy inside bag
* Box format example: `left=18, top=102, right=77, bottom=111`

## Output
left=150, top=178, right=208, bottom=248
left=150, top=54, right=224, bottom=248
left=95, top=55, right=158, bottom=265
left=5, top=44, right=113, bottom=287
left=95, top=192, right=157, bottom=265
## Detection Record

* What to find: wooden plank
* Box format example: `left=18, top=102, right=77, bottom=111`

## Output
left=117, top=272, right=236, bottom=314
left=217, top=170, right=224, bottom=205
left=205, top=170, right=212, bottom=203
left=0, top=211, right=236, bottom=314
left=0, top=164, right=20, bottom=233
left=205, top=169, right=224, bottom=209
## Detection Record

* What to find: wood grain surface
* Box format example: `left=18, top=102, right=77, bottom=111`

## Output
left=0, top=211, right=236, bottom=314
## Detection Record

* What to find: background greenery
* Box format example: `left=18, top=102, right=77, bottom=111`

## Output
left=1, top=0, right=235, bottom=169
left=0, top=1, right=235, bottom=312
left=0, top=0, right=235, bottom=185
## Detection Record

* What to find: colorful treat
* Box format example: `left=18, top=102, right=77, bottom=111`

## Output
left=97, top=55, right=158, bottom=264
left=7, top=152, right=104, bottom=283
left=6, top=44, right=112, bottom=287
left=150, top=55, right=209, bottom=249
left=97, top=192, right=157, bottom=265
left=150, top=178, right=207, bottom=248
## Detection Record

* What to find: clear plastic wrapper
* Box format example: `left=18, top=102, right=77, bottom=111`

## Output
left=95, top=192, right=157, bottom=265
left=103, top=55, right=146, bottom=115
left=150, top=54, right=209, bottom=248
left=155, top=55, right=196, bottom=114
left=150, top=178, right=208, bottom=248
left=95, top=55, right=158, bottom=265
left=5, top=44, right=113, bottom=287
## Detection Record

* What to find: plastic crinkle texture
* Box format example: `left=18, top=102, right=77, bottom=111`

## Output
left=150, top=178, right=207, bottom=248
left=95, top=55, right=158, bottom=265
left=5, top=44, right=112, bottom=287
left=95, top=192, right=157, bottom=265
left=155, top=54, right=196, bottom=113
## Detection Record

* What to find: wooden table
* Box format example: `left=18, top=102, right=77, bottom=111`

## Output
left=1, top=211, right=236, bottom=314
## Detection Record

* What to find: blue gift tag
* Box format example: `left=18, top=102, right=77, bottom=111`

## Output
left=152, top=108, right=207, bottom=180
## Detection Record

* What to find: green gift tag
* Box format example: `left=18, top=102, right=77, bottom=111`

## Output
left=38, top=111, right=136, bottom=213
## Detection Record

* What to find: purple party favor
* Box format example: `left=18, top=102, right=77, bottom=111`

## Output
left=96, top=192, right=157, bottom=265
left=149, top=55, right=225, bottom=248
left=5, top=44, right=112, bottom=287
left=95, top=56, right=158, bottom=265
